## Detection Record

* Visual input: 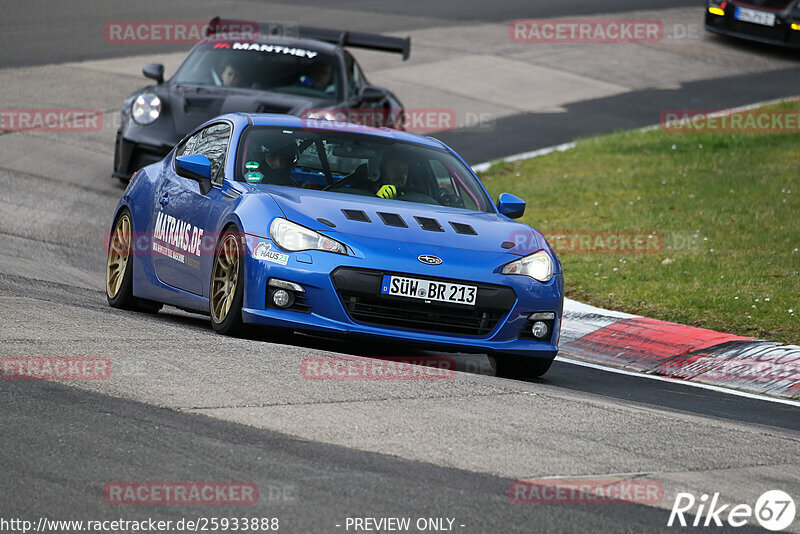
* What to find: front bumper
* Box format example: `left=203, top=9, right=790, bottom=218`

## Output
left=112, top=117, right=181, bottom=180
left=705, top=10, right=800, bottom=48
left=240, top=238, right=564, bottom=360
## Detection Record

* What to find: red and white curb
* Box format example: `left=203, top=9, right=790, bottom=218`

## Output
left=559, top=299, right=800, bottom=401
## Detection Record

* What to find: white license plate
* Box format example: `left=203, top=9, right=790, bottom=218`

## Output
left=735, top=7, right=776, bottom=26
left=380, top=275, right=477, bottom=306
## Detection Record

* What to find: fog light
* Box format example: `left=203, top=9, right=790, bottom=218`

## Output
left=792, top=23, right=800, bottom=31
left=532, top=321, right=549, bottom=338
left=272, top=289, right=292, bottom=308
left=708, top=6, right=725, bottom=16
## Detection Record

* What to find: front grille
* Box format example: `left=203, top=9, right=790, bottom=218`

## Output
left=729, top=19, right=788, bottom=39
left=331, top=267, right=515, bottom=337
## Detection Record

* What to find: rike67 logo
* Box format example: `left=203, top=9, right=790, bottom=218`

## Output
left=668, top=490, right=795, bottom=531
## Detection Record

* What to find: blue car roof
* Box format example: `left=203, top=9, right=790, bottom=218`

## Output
left=235, top=113, right=449, bottom=150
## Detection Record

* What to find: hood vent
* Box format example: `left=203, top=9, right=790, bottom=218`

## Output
left=414, top=216, right=444, bottom=232
left=377, top=212, right=408, bottom=228
left=342, top=209, right=371, bottom=222
left=317, top=218, right=336, bottom=228
left=184, top=97, right=215, bottom=109
left=338, top=210, right=479, bottom=235
left=450, top=222, right=477, bottom=235
left=256, top=103, right=295, bottom=114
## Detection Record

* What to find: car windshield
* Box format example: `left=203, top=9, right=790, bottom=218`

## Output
left=236, top=126, right=493, bottom=212
left=172, top=42, right=340, bottom=101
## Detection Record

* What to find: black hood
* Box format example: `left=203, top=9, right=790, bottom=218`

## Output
left=154, top=83, right=334, bottom=137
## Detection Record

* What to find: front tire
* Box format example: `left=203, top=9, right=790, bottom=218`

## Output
left=106, top=209, right=163, bottom=313
left=210, top=228, right=245, bottom=335
left=106, top=210, right=137, bottom=309
left=492, top=354, right=554, bottom=379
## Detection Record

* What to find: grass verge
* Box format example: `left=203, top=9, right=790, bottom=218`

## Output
left=480, top=101, right=800, bottom=344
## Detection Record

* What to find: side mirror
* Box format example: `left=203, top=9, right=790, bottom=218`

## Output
left=143, top=63, right=165, bottom=84
left=497, top=192, right=526, bottom=219
left=176, top=154, right=213, bottom=194
left=360, top=86, right=388, bottom=103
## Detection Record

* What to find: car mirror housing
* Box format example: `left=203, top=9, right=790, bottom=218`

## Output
left=497, top=192, right=526, bottom=219
left=176, top=154, right=213, bottom=194
left=360, top=86, right=388, bottom=103
left=143, top=63, right=165, bottom=84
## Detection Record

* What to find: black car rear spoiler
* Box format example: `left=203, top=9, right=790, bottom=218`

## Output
left=206, top=17, right=411, bottom=60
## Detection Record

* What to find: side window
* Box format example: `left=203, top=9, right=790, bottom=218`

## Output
left=344, top=52, right=364, bottom=96
left=176, top=132, right=200, bottom=158
left=428, top=159, right=476, bottom=210
left=179, top=123, right=232, bottom=184
left=429, top=160, right=454, bottom=192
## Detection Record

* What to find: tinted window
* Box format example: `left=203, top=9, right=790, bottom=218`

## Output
left=178, top=122, right=231, bottom=184
left=172, top=43, right=341, bottom=101
left=344, top=52, right=364, bottom=95
left=236, top=126, right=492, bottom=212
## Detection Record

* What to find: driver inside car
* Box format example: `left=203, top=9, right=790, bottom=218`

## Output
left=299, top=62, right=336, bottom=95
left=220, top=61, right=242, bottom=87
left=371, top=149, right=464, bottom=207
left=243, top=136, right=298, bottom=186
left=260, top=140, right=298, bottom=185
left=373, top=150, right=410, bottom=200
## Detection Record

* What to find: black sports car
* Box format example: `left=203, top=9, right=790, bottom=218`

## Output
left=113, top=17, right=409, bottom=182
left=705, top=0, right=800, bottom=48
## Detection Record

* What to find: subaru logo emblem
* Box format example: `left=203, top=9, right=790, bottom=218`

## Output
left=418, top=255, right=443, bottom=265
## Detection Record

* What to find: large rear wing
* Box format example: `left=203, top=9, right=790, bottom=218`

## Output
left=206, top=17, right=411, bottom=60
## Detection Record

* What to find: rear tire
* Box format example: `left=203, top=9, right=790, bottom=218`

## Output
left=210, top=228, right=245, bottom=335
left=492, top=354, right=554, bottom=379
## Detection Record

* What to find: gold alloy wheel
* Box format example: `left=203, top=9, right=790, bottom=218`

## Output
left=211, top=233, right=240, bottom=323
left=106, top=214, right=131, bottom=298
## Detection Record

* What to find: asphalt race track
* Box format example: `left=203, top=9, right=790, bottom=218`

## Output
left=1, top=2, right=799, bottom=533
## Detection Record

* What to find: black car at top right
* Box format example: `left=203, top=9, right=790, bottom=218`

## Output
left=706, top=0, right=800, bottom=47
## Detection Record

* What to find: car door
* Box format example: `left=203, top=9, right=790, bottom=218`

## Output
left=151, top=121, right=232, bottom=295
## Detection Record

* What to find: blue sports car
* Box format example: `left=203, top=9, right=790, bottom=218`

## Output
left=106, top=113, right=563, bottom=377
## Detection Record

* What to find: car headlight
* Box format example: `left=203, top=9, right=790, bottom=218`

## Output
left=502, top=250, right=554, bottom=282
left=270, top=218, right=347, bottom=254
left=131, top=93, right=161, bottom=125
